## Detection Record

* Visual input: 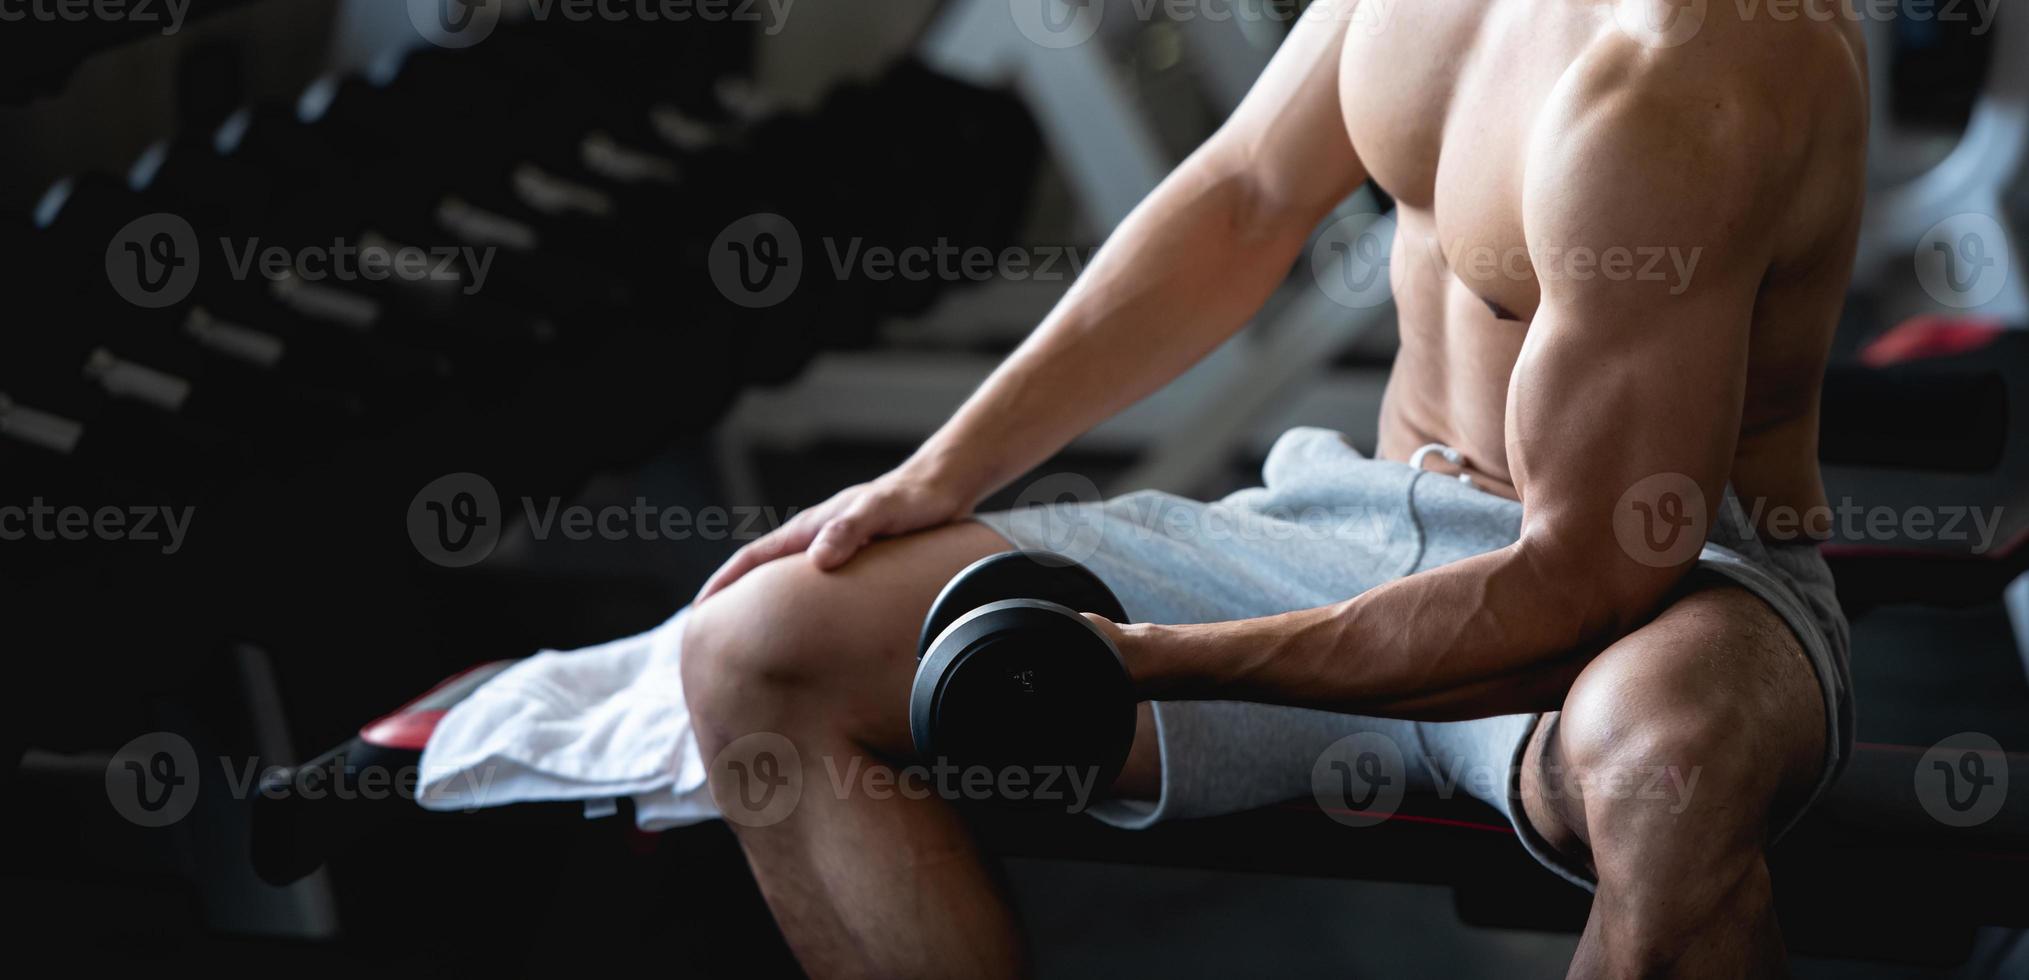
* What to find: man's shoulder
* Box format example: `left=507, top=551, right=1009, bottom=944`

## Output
left=1542, top=8, right=1868, bottom=216
left=1567, top=7, right=1865, bottom=135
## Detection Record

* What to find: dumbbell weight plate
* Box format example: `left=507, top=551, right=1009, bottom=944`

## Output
left=911, top=552, right=1136, bottom=807
left=911, top=599, right=1136, bottom=807
left=916, top=551, right=1127, bottom=660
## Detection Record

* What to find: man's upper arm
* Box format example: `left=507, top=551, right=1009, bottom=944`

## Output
left=1199, top=0, right=1368, bottom=223
left=1507, top=78, right=1783, bottom=632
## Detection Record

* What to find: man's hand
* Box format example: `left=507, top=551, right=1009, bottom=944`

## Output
left=695, top=468, right=972, bottom=604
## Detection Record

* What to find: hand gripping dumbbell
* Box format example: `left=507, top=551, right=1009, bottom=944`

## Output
left=909, top=551, right=1137, bottom=805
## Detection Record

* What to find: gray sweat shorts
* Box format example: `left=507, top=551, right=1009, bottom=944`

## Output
left=974, top=427, right=1853, bottom=890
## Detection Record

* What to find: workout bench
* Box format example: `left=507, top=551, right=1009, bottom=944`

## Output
left=257, top=319, right=2028, bottom=968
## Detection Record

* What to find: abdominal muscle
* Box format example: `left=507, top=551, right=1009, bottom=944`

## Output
left=1367, top=208, right=1831, bottom=542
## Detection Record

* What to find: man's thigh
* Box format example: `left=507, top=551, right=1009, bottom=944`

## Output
left=1519, top=584, right=1830, bottom=878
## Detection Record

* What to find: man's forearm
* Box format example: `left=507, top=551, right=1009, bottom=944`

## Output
left=1120, top=543, right=1647, bottom=721
left=905, top=160, right=1322, bottom=506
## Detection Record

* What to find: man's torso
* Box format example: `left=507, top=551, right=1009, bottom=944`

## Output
left=1337, top=0, right=1869, bottom=537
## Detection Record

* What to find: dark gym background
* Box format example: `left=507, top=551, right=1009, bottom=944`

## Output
left=3, top=2, right=2026, bottom=976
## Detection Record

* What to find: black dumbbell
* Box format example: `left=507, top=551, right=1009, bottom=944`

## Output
left=910, top=551, right=1137, bottom=807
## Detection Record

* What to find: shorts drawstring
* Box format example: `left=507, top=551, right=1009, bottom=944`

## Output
left=1408, top=443, right=1477, bottom=490
left=1400, top=443, right=1477, bottom=577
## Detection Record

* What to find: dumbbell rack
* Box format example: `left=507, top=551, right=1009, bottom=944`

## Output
left=1, top=6, right=1054, bottom=955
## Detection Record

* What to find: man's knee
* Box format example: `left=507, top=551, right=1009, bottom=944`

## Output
left=683, top=556, right=854, bottom=741
left=1554, top=588, right=1820, bottom=856
left=1558, top=685, right=1758, bottom=848
left=682, top=549, right=933, bottom=756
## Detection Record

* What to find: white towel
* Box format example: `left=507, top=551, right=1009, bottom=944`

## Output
left=415, top=607, right=723, bottom=830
